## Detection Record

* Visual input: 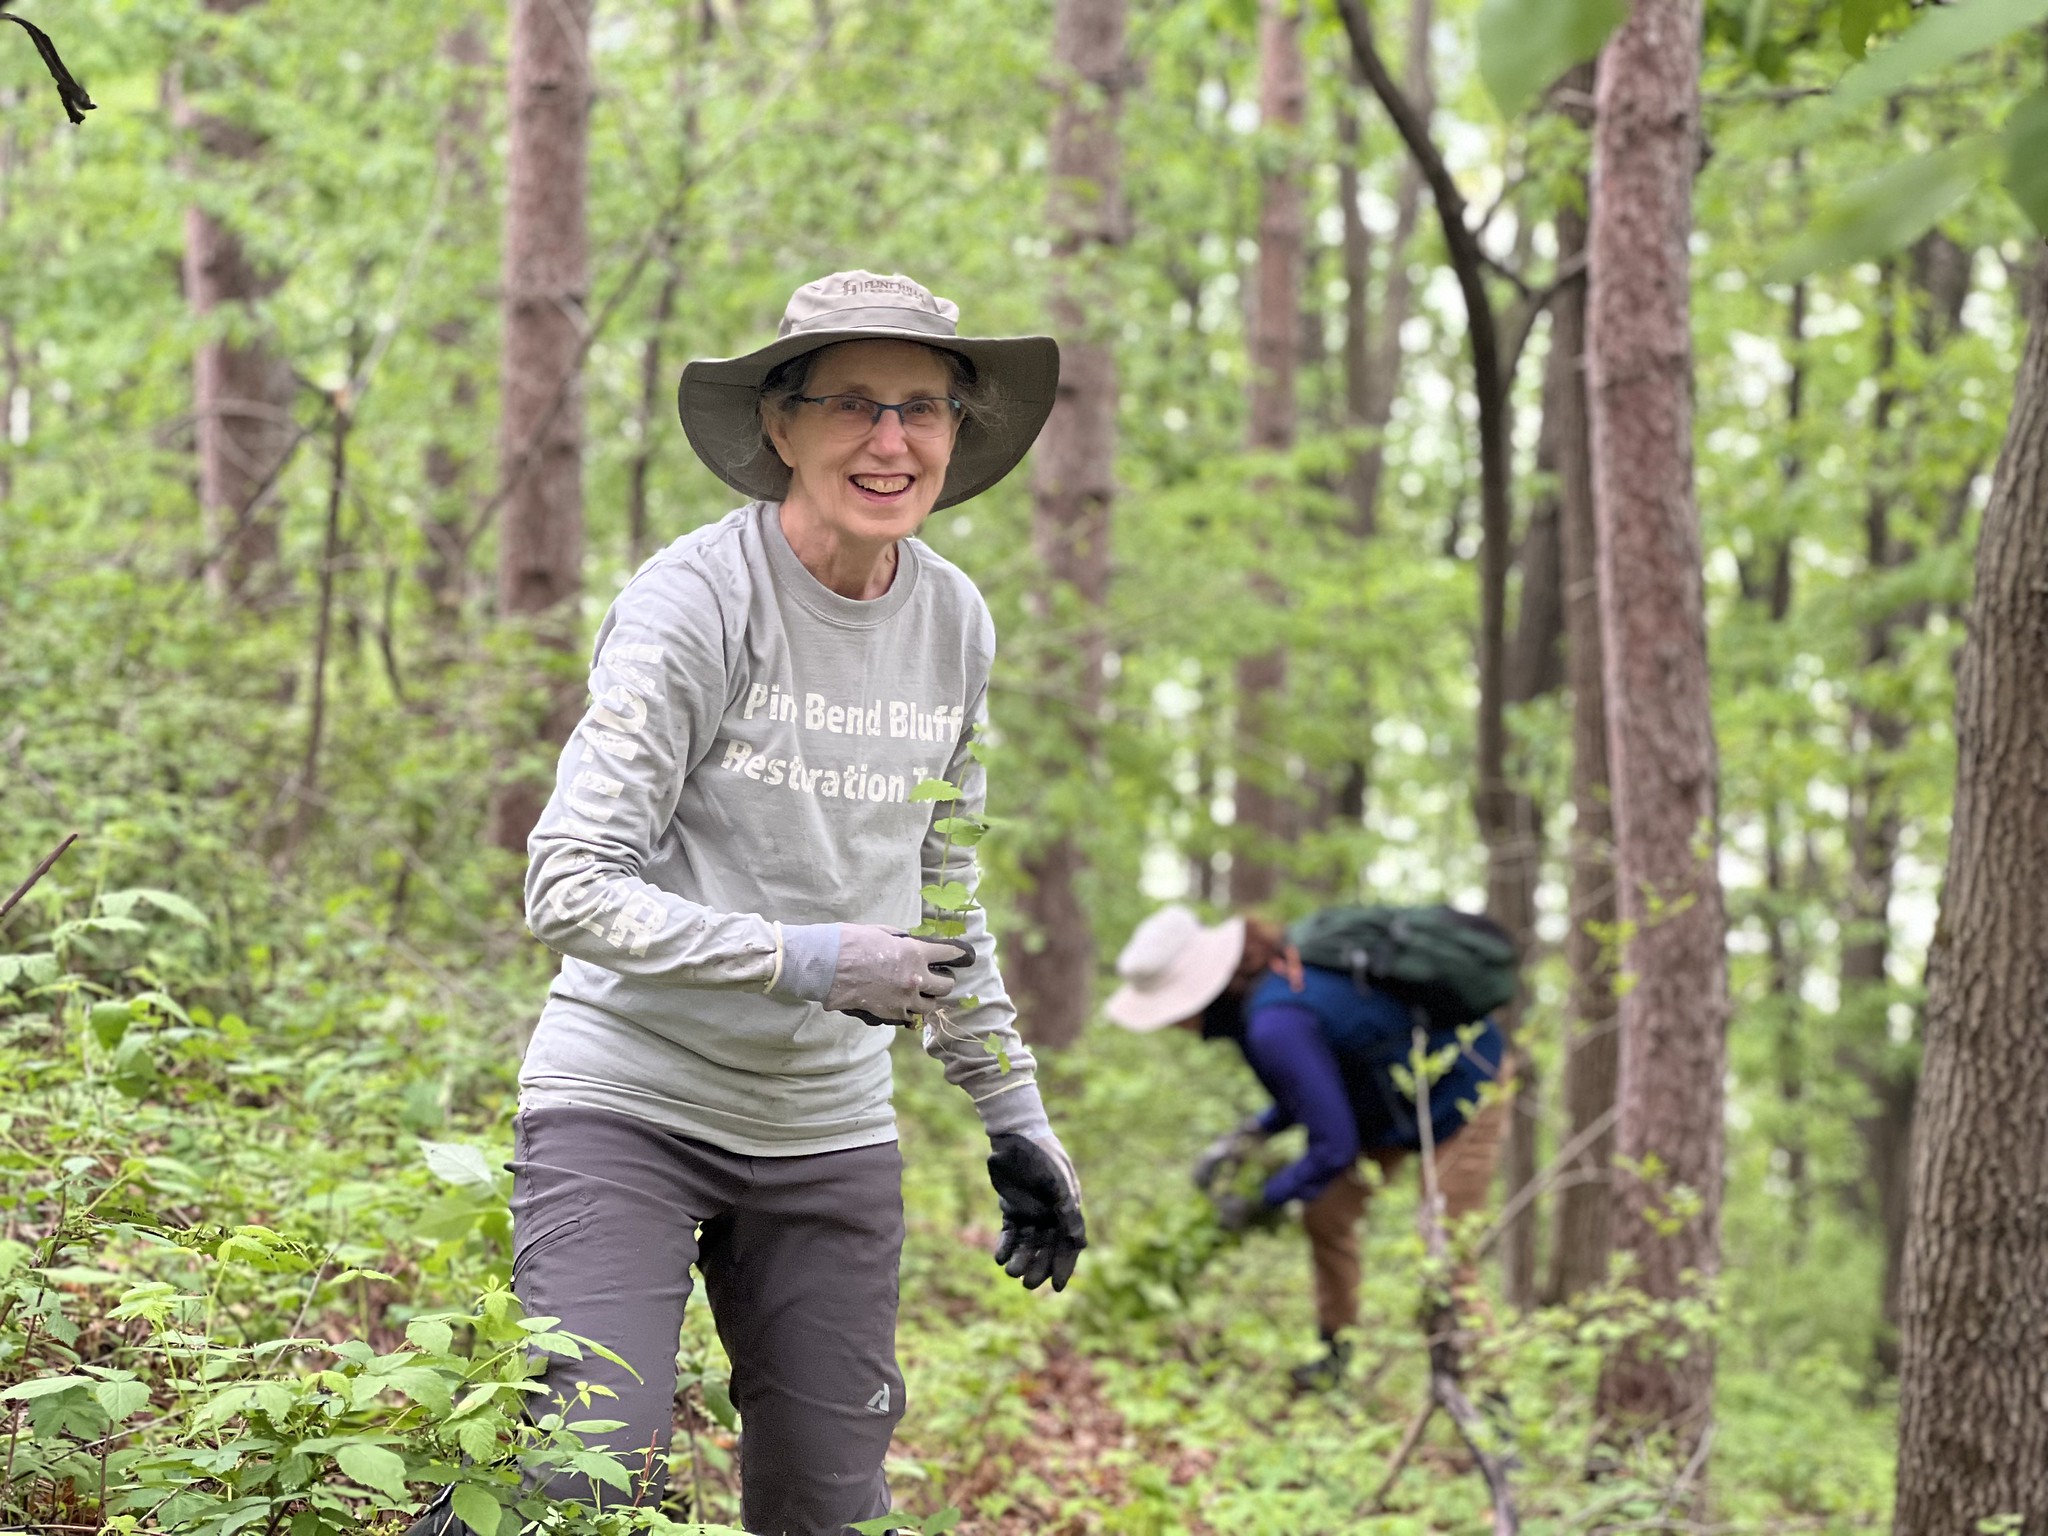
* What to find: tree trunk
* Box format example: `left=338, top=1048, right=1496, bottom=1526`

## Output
left=1759, top=264, right=1810, bottom=1257
left=1586, top=0, right=1728, bottom=1448
left=418, top=16, right=493, bottom=626
left=1497, top=327, right=1571, bottom=1309
left=1231, top=0, right=1304, bottom=909
left=489, top=0, right=594, bottom=855
left=1890, top=250, right=2048, bottom=1536
left=1544, top=148, right=1618, bottom=1304
left=175, top=0, right=298, bottom=606
left=1328, top=0, right=1431, bottom=827
left=1340, top=0, right=1431, bottom=537
left=1496, top=500, right=1560, bottom=1311
left=1846, top=232, right=1971, bottom=1373
left=1011, top=0, right=1126, bottom=1049
left=624, top=2, right=713, bottom=572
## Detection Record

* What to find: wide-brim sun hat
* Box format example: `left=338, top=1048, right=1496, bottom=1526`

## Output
left=678, top=270, right=1059, bottom=512
left=1104, top=905, right=1248, bottom=1034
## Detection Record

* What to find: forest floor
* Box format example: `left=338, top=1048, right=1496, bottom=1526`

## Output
left=0, top=859, right=1899, bottom=1535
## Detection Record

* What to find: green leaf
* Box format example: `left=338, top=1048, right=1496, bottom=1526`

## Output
left=920, top=881, right=973, bottom=912
left=99, top=888, right=209, bottom=927
left=1743, top=0, right=1773, bottom=59
left=702, top=1377, right=739, bottom=1430
left=405, top=1316, right=455, bottom=1356
left=908, top=778, right=962, bottom=803
left=930, top=816, right=986, bottom=846
left=1, top=1374, right=95, bottom=1401
left=89, top=999, right=133, bottom=1048
left=0, top=953, right=59, bottom=989
left=1476, top=0, right=1625, bottom=119
left=254, top=1380, right=296, bottom=1423
left=1764, top=139, right=1992, bottom=281
left=450, top=1483, right=504, bottom=1536
left=133, top=988, right=192, bottom=1024
left=93, top=1376, right=150, bottom=1422
left=336, top=1442, right=411, bottom=1503
left=1835, top=0, right=2048, bottom=111
left=1839, top=0, right=1887, bottom=58
left=2003, top=89, right=2048, bottom=234
left=456, top=1416, right=502, bottom=1462
left=419, top=1140, right=498, bottom=1194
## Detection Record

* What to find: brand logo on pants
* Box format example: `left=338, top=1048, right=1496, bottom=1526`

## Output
left=866, top=1384, right=891, bottom=1414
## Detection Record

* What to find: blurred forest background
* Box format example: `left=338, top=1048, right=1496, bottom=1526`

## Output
left=4, top=0, right=2048, bottom=1532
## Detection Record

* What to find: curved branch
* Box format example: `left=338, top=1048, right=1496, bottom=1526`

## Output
left=1336, top=0, right=1513, bottom=840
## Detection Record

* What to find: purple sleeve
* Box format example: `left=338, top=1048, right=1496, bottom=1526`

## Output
left=1241, top=1003, right=1360, bottom=1209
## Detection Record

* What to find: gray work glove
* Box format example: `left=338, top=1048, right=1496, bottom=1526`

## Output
left=1192, top=1113, right=1271, bottom=1194
left=1214, top=1191, right=1283, bottom=1236
left=987, top=1130, right=1087, bottom=1292
left=776, top=924, right=974, bottom=1026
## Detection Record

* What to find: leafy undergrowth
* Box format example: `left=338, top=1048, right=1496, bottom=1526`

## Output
left=0, top=871, right=1893, bottom=1534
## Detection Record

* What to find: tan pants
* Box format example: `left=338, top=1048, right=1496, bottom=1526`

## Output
left=1300, top=1094, right=1511, bottom=1335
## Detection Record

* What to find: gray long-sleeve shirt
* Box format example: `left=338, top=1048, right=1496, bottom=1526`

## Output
left=518, top=500, right=1042, bottom=1156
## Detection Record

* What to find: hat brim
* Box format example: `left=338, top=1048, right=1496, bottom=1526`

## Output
left=678, top=329, right=1059, bottom=512
left=1104, top=916, right=1247, bottom=1034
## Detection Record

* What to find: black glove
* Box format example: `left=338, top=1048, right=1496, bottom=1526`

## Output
left=987, top=1131, right=1087, bottom=1291
left=1214, top=1191, right=1281, bottom=1235
left=1192, top=1114, right=1270, bottom=1194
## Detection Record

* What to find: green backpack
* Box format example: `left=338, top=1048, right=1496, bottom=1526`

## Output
left=1286, top=904, right=1520, bottom=1027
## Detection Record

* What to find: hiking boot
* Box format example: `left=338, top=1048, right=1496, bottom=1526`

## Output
left=401, top=1488, right=459, bottom=1536
left=1288, top=1335, right=1352, bottom=1392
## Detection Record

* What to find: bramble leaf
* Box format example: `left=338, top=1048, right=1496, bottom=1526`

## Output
left=1476, top=0, right=1624, bottom=119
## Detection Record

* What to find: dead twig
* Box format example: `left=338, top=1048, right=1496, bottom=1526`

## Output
left=1366, top=1396, right=1436, bottom=1512
left=0, top=8, right=94, bottom=125
left=1411, top=1024, right=1521, bottom=1535
left=274, top=402, right=351, bottom=868
left=1474, top=1101, right=1621, bottom=1263
left=0, top=830, right=78, bottom=929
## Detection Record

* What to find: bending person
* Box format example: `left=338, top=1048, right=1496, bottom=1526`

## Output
left=417, top=272, right=1085, bottom=1536
left=1106, top=905, right=1504, bottom=1391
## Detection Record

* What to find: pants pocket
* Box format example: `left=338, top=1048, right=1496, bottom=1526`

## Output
left=511, top=1210, right=586, bottom=1286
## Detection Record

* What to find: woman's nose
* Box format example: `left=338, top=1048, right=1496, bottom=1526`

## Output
left=867, top=410, right=911, bottom=454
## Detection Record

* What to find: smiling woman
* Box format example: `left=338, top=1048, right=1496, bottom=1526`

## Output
left=763, top=339, right=969, bottom=598
left=405, top=272, right=1080, bottom=1536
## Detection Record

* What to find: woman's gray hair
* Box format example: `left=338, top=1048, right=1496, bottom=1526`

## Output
left=755, top=342, right=1004, bottom=462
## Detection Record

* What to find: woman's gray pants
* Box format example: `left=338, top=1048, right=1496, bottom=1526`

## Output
left=509, top=1104, right=907, bottom=1535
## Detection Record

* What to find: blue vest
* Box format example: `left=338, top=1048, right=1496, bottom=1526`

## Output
left=1247, top=965, right=1506, bottom=1151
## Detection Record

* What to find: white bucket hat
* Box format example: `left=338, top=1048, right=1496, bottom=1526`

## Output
left=1104, top=906, right=1247, bottom=1033
left=677, top=270, right=1059, bottom=511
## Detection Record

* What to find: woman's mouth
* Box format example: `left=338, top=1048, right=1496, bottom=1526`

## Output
left=849, top=473, right=913, bottom=503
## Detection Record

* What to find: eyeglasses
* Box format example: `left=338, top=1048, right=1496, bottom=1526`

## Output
left=793, top=393, right=963, bottom=440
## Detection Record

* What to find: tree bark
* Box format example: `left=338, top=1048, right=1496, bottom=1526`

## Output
left=1339, top=0, right=1431, bottom=537
left=418, top=16, right=493, bottom=626
left=490, top=0, right=594, bottom=855
left=1231, top=0, right=1305, bottom=909
left=175, top=0, right=298, bottom=606
left=1586, top=0, right=1728, bottom=1447
left=1011, top=0, right=1126, bottom=1048
left=1497, top=343, right=1570, bottom=1309
left=624, top=2, right=713, bottom=572
left=1544, top=63, right=1618, bottom=1308
left=1890, top=250, right=2048, bottom=1536
left=1846, top=232, right=1970, bottom=1374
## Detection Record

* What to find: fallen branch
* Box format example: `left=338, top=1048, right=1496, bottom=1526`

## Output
left=1411, top=1025, right=1521, bottom=1535
left=1366, top=1396, right=1436, bottom=1513
left=0, top=831, right=78, bottom=929
left=1, top=9, right=95, bottom=125
left=1474, top=1101, right=1621, bottom=1263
